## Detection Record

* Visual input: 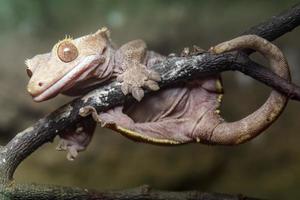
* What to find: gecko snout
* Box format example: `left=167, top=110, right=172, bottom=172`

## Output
left=26, top=80, right=46, bottom=97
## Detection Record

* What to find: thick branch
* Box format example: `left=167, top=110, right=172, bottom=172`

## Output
left=0, top=52, right=235, bottom=182
left=0, top=184, right=261, bottom=200
left=0, top=3, right=300, bottom=200
left=242, top=3, right=300, bottom=41
left=0, top=52, right=299, bottom=183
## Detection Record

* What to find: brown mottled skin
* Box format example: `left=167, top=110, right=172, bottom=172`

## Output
left=25, top=27, right=290, bottom=160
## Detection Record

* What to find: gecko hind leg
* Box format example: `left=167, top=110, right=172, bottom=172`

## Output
left=79, top=76, right=222, bottom=145
left=80, top=105, right=190, bottom=144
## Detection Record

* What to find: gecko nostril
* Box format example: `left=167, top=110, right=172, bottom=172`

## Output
left=38, top=82, right=43, bottom=87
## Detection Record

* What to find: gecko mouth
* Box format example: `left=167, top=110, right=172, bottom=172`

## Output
left=32, top=55, right=103, bottom=102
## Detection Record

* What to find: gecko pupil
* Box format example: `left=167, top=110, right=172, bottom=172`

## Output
left=57, top=41, right=78, bottom=63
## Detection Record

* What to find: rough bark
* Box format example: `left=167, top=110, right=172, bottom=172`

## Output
left=1, top=184, right=262, bottom=200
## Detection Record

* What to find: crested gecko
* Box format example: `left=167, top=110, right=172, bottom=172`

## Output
left=26, top=28, right=290, bottom=160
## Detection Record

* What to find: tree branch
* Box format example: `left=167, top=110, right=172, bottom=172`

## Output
left=0, top=3, right=300, bottom=200
left=1, top=184, right=261, bottom=200
left=241, top=3, right=300, bottom=41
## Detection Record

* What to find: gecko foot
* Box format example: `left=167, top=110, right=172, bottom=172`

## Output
left=56, top=117, right=96, bottom=161
left=79, top=105, right=116, bottom=127
left=181, top=47, right=190, bottom=57
left=191, top=45, right=206, bottom=55
left=181, top=46, right=206, bottom=57
left=117, top=62, right=161, bottom=101
left=56, top=139, right=81, bottom=161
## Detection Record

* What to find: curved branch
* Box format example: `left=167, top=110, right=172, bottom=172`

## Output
left=0, top=52, right=299, bottom=184
left=0, top=52, right=235, bottom=183
left=0, top=2, right=300, bottom=200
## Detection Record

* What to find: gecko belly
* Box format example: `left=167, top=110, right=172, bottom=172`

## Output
left=99, top=75, right=223, bottom=144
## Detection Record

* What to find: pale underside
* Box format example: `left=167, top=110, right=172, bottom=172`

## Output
left=99, top=76, right=223, bottom=144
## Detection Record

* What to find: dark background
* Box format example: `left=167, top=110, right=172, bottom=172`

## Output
left=0, top=1, right=299, bottom=199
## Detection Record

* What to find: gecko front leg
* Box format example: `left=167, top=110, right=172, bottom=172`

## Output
left=56, top=117, right=96, bottom=161
left=115, top=40, right=161, bottom=101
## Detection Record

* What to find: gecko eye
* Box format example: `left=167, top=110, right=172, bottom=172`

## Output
left=57, top=41, right=78, bottom=63
left=26, top=68, right=33, bottom=77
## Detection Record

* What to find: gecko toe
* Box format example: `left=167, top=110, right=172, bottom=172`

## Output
left=148, top=71, right=161, bottom=82
left=121, top=83, right=130, bottom=95
left=67, top=146, right=79, bottom=161
left=116, top=74, right=124, bottom=82
left=132, top=87, right=144, bottom=101
left=56, top=140, right=67, bottom=151
left=145, top=80, right=160, bottom=91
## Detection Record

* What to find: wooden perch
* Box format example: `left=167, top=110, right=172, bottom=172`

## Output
left=0, top=3, right=300, bottom=200
left=2, top=184, right=261, bottom=200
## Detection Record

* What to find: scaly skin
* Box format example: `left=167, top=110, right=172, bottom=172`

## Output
left=26, top=27, right=162, bottom=160
left=26, top=28, right=289, bottom=160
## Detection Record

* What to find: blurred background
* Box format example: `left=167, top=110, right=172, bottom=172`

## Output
left=0, top=0, right=299, bottom=199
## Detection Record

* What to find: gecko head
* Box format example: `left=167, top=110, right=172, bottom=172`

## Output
left=26, top=27, right=111, bottom=102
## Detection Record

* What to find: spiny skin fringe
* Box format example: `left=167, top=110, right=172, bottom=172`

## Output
left=55, top=36, right=74, bottom=49
left=24, top=58, right=30, bottom=66
left=54, top=27, right=110, bottom=49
